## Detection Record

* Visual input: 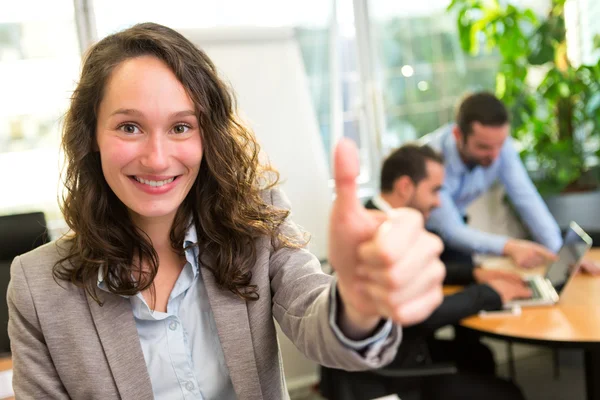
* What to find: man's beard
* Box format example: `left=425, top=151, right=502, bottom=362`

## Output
left=460, top=149, right=492, bottom=169
left=459, top=149, right=479, bottom=170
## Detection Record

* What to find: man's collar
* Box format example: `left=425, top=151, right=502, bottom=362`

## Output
left=372, top=195, right=395, bottom=215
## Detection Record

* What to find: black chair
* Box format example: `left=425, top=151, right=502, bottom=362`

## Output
left=319, top=363, right=457, bottom=400
left=0, top=212, right=49, bottom=355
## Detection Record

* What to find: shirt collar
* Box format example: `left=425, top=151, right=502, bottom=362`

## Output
left=97, top=222, right=200, bottom=290
left=372, top=195, right=394, bottom=215
left=183, top=220, right=198, bottom=247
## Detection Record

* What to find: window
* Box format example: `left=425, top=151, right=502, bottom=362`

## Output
left=92, top=0, right=378, bottom=183
left=565, top=0, right=600, bottom=66
left=0, top=1, right=80, bottom=220
left=367, top=0, right=499, bottom=156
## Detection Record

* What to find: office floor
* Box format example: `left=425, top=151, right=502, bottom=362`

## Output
left=289, top=349, right=587, bottom=400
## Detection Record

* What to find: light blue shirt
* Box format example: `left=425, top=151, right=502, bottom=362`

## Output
left=100, top=226, right=236, bottom=399
left=98, top=224, right=392, bottom=399
left=424, top=124, right=562, bottom=255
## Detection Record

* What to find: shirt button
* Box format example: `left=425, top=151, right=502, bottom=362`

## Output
left=168, top=320, right=179, bottom=331
left=185, top=381, right=195, bottom=391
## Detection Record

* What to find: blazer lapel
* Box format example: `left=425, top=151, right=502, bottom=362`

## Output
left=86, top=292, right=154, bottom=400
left=200, top=265, right=263, bottom=400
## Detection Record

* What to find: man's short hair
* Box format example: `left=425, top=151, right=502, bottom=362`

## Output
left=380, top=144, right=444, bottom=193
left=456, top=92, right=509, bottom=137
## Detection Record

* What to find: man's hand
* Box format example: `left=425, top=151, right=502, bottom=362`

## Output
left=473, top=268, right=522, bottom=285
left=504, top=239, right=557, bottom=268
left=329, top=138, right=445, bottom=337
left=486, top=279, right=532, bottom=304
left=579, top=258, right=600, bottom=275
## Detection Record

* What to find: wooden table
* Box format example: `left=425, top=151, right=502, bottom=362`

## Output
left=0, top=357, right=12, bottom=400
left=452, top=248, right=600, bottom=400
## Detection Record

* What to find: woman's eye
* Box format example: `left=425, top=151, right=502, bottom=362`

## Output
left=173, top=124, right=190, bottom=134
left=119, top=124, right=139, bottom=134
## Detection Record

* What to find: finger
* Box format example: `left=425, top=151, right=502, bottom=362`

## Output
left=357, top=212, right=435, bottom=266
left=514, top=286, right=533, bottom=298
left=580, top=260, right=600, bottom=275
left=496, top=271, right=524, bottom=283
left=584, top=267, right=600, bottom=276
left=390, top=286, right=444, bottom=326
left=365, top=209, right=388, bottom=226
left=515, top=259, right=528, bottom=268
left=332, top=138, right=362, bottom=214
left=587, top=264, right=600, bottom=275
left=520, top=255, right=542, bottom=269
left=512, top=279, right=531, bottom=289
left=365, top=259, right=445, bottom=306
left=357, top=233, right=443, bottom=287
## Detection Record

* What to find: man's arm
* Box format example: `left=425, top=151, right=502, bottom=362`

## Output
left=443, top=260, right=476, bottom=285
left=410, top=275, right=533, bottom=334
left=427, top=189, right=508, bottom=255
left=499, top=138, right=563, bottom=253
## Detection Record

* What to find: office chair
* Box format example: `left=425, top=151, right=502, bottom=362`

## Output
left=319, top=362, right=457, bottom=400
left=0, top=212, right=49, bottom=355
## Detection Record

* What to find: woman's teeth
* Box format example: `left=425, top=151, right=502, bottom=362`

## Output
left=134, top=177, right=175, bottom=187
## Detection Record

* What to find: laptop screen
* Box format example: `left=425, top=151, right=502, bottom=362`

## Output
left=545, top=222, right=593, bottom=293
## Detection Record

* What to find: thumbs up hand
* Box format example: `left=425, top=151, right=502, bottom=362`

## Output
left=329, top=139, right=445, bottom=336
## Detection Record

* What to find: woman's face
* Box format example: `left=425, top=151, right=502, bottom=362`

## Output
left=96, top=55, right=202, bottom=225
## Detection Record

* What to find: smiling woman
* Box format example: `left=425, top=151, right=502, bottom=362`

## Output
left=57, top=25, right=281, bottom=307
left=96, top=56, right=203, bottom=224
left=6, top=22, right=446, bottom=400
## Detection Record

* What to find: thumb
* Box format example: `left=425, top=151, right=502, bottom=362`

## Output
left=333, top=138, right=361, bottom=213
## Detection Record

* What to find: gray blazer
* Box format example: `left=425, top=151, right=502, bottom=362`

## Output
left=7, top=190, right=401, bottom=399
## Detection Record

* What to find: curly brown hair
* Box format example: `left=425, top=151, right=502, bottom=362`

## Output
left=55, top=22, right=303, bottom=304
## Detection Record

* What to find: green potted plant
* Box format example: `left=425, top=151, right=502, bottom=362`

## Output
left=448, top=0, right=600, bottom=235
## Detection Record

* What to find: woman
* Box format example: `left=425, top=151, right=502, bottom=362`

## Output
left=8, top=23, right=443, bottom=399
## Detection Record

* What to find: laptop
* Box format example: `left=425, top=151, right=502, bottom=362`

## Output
left=505, top=221, right=593, bottom=308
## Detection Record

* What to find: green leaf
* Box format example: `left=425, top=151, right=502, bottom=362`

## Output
left=523, top=9, right=538, bottom=23
left=447, top=0, right=460, bottom=11
left=469, top=22, right=484, bottom=54
left=496, top=73, right=507, bottom=98
left=558, top=82, right=570, bottom=97
left=528, top=23, right=556, bottom=65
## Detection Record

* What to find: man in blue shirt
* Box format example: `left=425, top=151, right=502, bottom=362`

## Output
left=424, top=92, right=563, bottom=268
